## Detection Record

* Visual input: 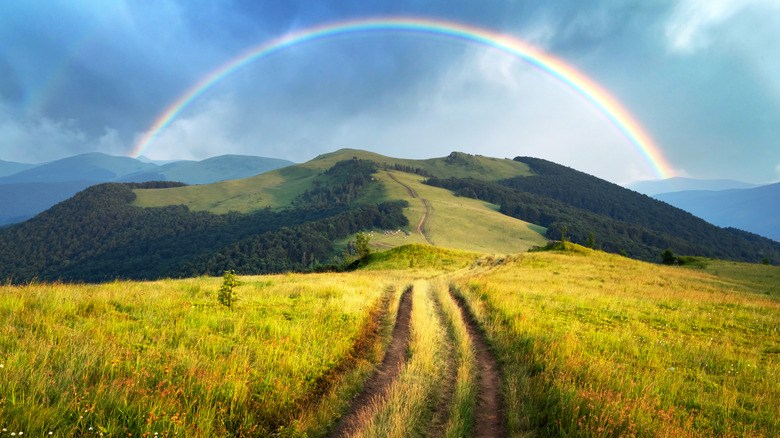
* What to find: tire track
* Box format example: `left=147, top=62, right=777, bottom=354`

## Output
left=450, top=287, right=506, bottom=438
left=329, top=286, right=414, bottom=438
left=385, top=172, right=432, bottom=245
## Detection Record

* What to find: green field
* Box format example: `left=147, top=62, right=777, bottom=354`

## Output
left=1, top=244, right=778, bottom=437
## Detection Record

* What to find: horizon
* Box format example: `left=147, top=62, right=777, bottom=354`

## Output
left=3, top=148, right=780, bottom=187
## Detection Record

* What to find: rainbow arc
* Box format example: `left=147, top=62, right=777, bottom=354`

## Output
left=131, top=17, right=674, bottom=179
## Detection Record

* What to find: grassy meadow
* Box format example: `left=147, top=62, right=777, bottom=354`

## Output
left=1, top=243, right=778, bottom=437
left=454, top=243, right=779, bottom=437
left=0, top=273, right=403, bottom=436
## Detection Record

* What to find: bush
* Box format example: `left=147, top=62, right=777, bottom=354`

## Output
left=217, top=270, right=240, bottom=308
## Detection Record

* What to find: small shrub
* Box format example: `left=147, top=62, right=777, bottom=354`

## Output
left=661, top=248, right=677, bottom=265
left=217, top=270, right=240, bottom=308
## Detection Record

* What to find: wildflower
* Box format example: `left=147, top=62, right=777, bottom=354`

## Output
left=0, top=364, right=3, bottom=368
left=89, top=427, right=93, bottom=431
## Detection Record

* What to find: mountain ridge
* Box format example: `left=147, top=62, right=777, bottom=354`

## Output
left=1, top=149, right=777, bottom=284
left=0, top=153, right=295, bottom=225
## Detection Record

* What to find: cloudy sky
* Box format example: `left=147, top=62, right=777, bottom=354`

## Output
left=1, top=0, right=779, bottom=184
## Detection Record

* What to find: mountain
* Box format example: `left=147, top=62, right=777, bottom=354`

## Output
left=626, top=176, right=759, bottom=196
left=118, top=154, right=295, bottom=185
left=0, top=153, right=294, bottom=225
left=1, top=149, right=777, bottom=283
left=655, top=182, right=780, bottom=242
left=0, top=152, right=158, bottom=184
left=0, top=159, right=36, bottom=178
left=425, top=156, right=780, bottom=263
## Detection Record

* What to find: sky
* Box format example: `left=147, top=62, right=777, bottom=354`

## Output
left=1, top=0, right=779, bottom=185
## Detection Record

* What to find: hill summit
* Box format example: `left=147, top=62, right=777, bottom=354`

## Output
left=0, top=149, right=777, bottom=283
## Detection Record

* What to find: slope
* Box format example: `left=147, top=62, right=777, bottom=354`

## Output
left=0, top=153, right=294, bottom=226
left=425, top=156, right=780, bottom=263
left=132, top=149, right=545, bottom=254
left=118, top=154, right=295, bottom=185
left=131, top=149, right=533, bottom=213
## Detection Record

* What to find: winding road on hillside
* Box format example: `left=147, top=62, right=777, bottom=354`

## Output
left=385, top=172, right=433, bottom=245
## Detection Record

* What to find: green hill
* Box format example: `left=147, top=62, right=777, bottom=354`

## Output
left=1, top=149, right=778, bottom=284
left=132, top=149, right=545, bottom=255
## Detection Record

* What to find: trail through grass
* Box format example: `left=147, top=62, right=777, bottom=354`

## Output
left=2, top=244, right=777, bottom=437
left=453, top=245, right=780, bottom=437
left=0, top=273, right=399, bottom=436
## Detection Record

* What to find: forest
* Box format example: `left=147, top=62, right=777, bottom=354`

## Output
left=425, top=156, right=780, bottom=263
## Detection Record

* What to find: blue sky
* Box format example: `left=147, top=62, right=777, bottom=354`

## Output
left=1, top=0, right=779, bottom=184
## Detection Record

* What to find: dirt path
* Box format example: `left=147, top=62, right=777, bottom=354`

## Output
left=329, top=287, right=414, bottom=438
left=451, top=288, right=506, bottom=438
left=385, top=172, right=432, bottom=245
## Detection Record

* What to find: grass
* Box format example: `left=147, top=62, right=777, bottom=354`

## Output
left=2, top=243, right=777, bottom=437
left=435, top=283, right=478, bottom=438
left=453, top=244, right=780, bottom=437
left=0, top=273, right=398, bottom=436
left=356, top=280, right=451, bottom=438
left=374, top=170, right=547, bottom=254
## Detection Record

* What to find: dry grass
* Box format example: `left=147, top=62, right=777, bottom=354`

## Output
left=453, top=245, right=780, bottom=437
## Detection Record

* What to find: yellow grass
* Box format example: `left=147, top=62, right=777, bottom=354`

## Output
left=453, top=246, right=780, bottom=437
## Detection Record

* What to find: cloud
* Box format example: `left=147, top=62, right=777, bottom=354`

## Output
left=137, top=97, right=243, bottom=161
left=0, top=104, right=87, bottom=163
left=665, top=0, right=780, bottom=54
left=325, top=47, right=660, bottom=183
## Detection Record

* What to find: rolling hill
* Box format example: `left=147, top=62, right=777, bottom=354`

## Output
left=0, top=153, right=294, bottom=225
left=1, top=149, right=778, bottom=283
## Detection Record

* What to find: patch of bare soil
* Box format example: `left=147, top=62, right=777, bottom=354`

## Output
left=451, top=288, right=506, bottom=438
left=329, top=286, right=414, bottom=438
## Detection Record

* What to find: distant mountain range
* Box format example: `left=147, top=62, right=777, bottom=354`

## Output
left=626, top=177, right=779, bottom=242
left=0, top=153, right=294, bottom=225
left=626, top=177, right=760, bottom=196
left=654, top=183, right=780, bottom=242
left=0, top=159, right=37, bottom=177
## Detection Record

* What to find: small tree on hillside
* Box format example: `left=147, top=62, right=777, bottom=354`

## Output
left=661, top=249, right=677, bottom=265
left=355, top=233, right=371, bottom=259
left=218, top=269, right=240, bottom=308
left=586, top=232, right=595, bottom=249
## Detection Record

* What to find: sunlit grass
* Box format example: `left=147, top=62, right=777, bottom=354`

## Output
left=358, top=280, right=450, bottom=438
left=2, top=244, right=777, bottom=437
left=0, top=273, right=395, bottom=436
left=454, top=245, right=780, bottom=437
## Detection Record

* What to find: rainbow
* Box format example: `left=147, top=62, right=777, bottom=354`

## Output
left=131, top=17, right=674, bottom=179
